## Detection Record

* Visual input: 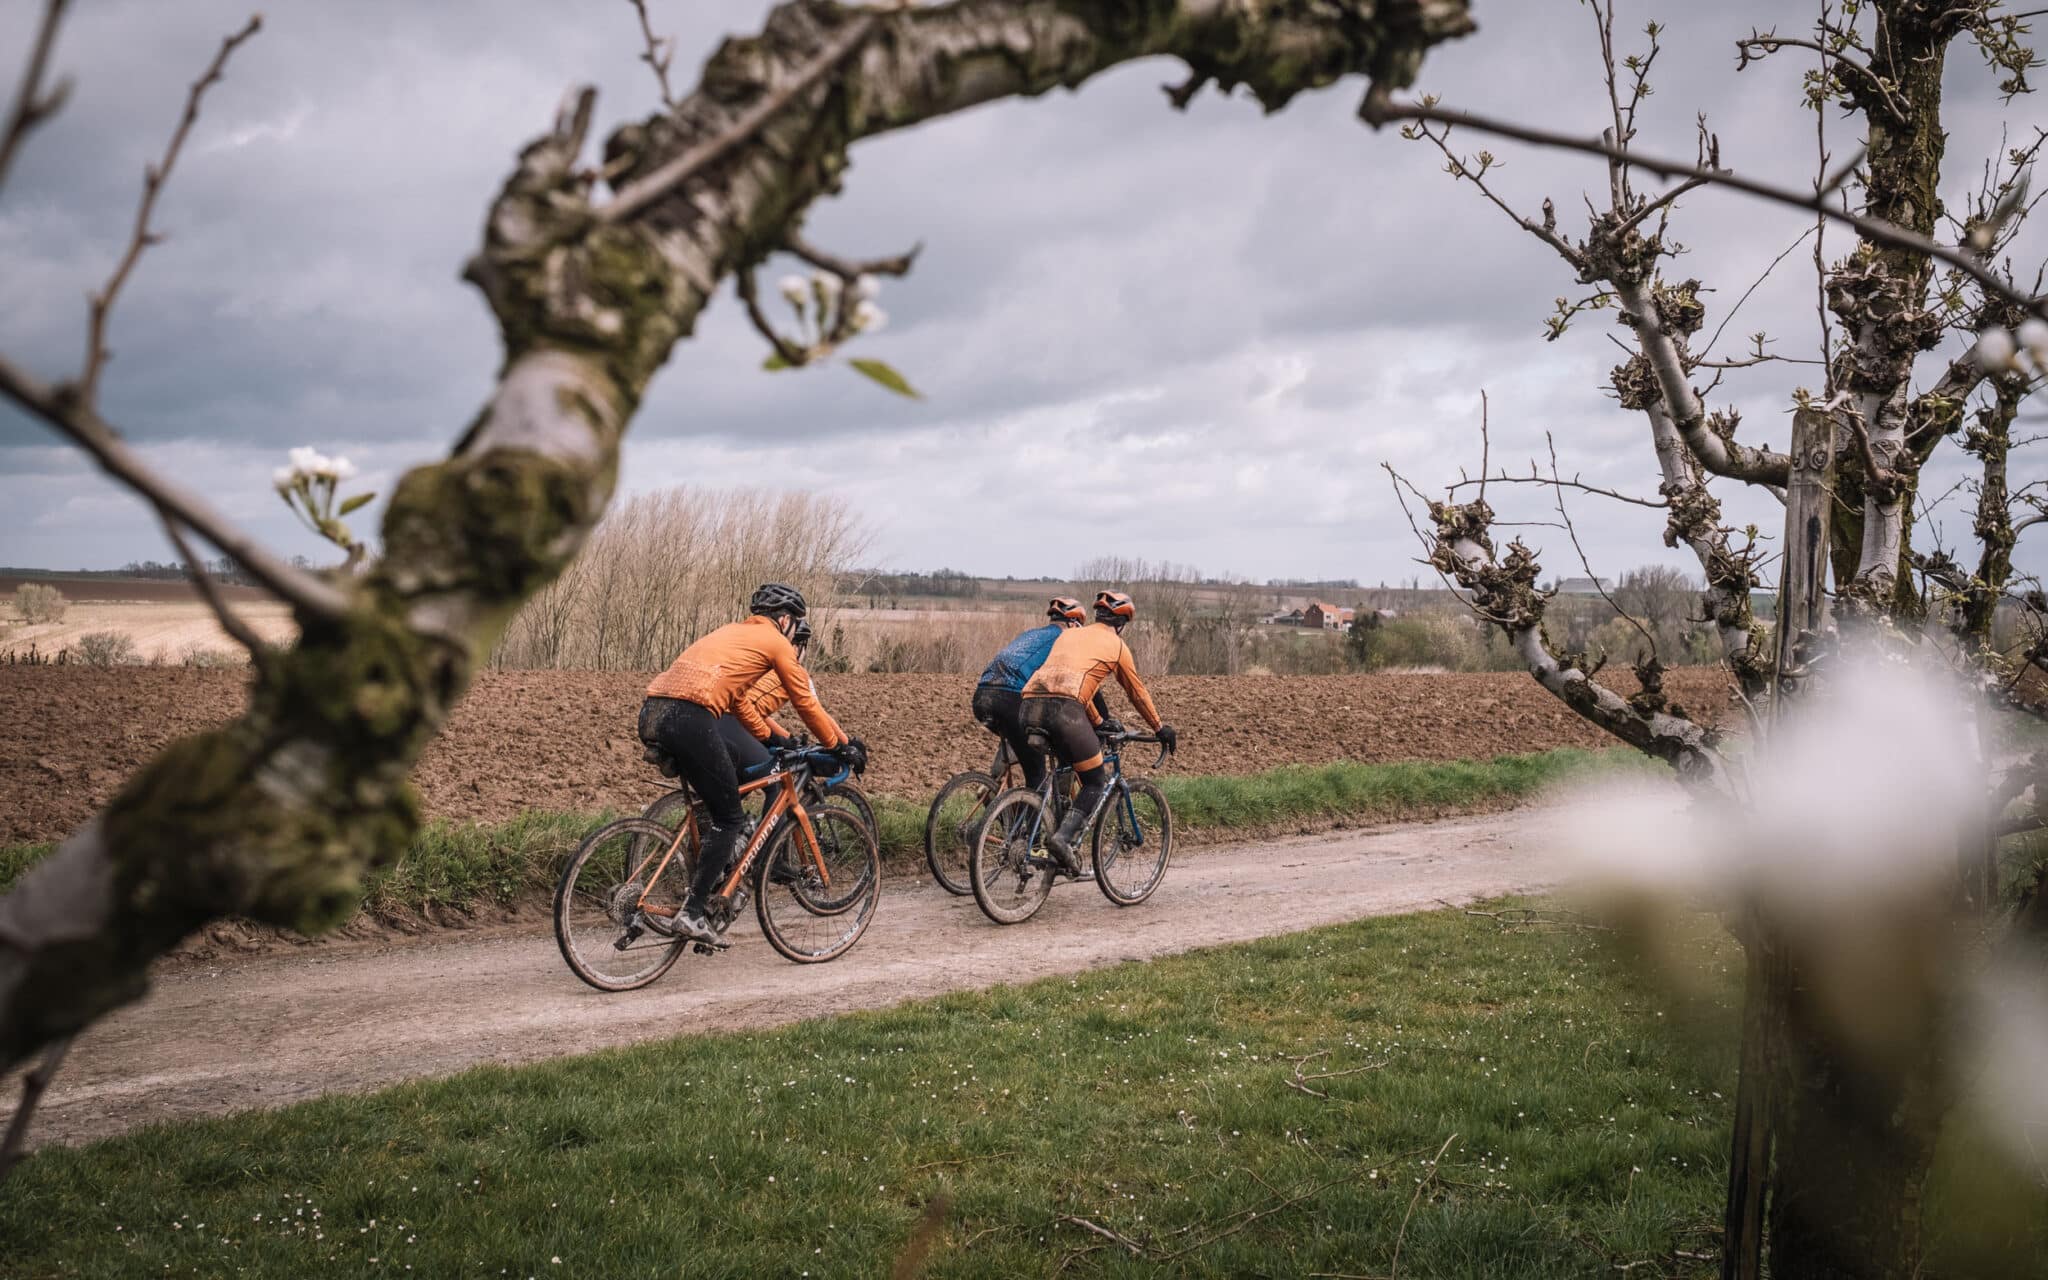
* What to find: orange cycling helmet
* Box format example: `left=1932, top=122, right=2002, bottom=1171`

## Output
left=1047, top=596, right=1086, bottom=624
left=1094, top=590, right=1135, bottom=624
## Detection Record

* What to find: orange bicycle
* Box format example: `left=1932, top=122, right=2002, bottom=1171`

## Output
left=553, top=746, right=880, bottom=991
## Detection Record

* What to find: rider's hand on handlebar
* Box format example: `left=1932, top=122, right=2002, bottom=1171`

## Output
left=833, top=736, right=869, bottom=776
left=766, top=732, right=797, bottom=754
left=1155, top=723, right=1178, bottom=754
left=1097, top=716, right=1125, bottom=738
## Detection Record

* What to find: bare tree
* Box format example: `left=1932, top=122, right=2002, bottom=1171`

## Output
left=1385, top=2, right=2048, bottom=1274
left=0, top=0, right=1478, bottom=1152
left=494, top=486, right=867, bottom=670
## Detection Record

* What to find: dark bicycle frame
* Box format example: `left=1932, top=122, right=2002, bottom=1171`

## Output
left=998, top=728, right=1164, bottom=876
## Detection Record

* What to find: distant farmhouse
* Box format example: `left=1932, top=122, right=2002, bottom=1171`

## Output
left=1302, top=601, right=1353, bottom=631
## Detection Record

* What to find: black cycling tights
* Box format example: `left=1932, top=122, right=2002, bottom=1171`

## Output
left=971, top=685, right=1046, bottom=790
left=1020, top=696, right=1110, bottom=819
left=639, top=696, right=744, bottom=905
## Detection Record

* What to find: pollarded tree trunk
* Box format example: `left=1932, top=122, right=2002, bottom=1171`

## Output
left=1826, top=4, right=1951, bottom=618
left=0, top=0, right=1476, bottom=1070
left=1770, top=981, right=1949, bottom=1280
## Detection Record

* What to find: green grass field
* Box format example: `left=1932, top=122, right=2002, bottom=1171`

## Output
left=3, top=903, right=1740, bottom=1279
left=0, top=747, right=1656, bottom=922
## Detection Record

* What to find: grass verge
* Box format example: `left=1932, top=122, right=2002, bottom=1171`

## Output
left=2, top=902, right=1744, bottom=1278
left=0, top=747, right=1659, bottom=923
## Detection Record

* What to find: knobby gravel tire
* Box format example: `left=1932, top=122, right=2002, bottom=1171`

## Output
left=554, top=817, right=692, bottom=992
left=924, top=771, right=999, bottom=897
left=1092, top=777, right=1174, bottom=907
left=755, top=807, right=881, bottom=964
left=968, top=788, right=1056, bottom=925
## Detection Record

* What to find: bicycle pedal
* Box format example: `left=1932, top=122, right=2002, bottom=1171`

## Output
left=691, top=939, right=732, bottom=955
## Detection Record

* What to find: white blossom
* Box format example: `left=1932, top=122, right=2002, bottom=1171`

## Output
left=852, top=273, right=879, bottom=301
left=812, top=271, right=842, bottom=302
left=287, top=445, right=323, bottom=474
left=778, top=275, right=807, bottom=307
left=1973, top=326, right=2019, bottom=373
left=2017, top=317, right=2048, bottom=368
left=273, top=467, right=297, bottom=493
left=852, top=300, right=887, bottom=334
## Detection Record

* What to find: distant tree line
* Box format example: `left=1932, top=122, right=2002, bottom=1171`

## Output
left=836, top=567, right=983, bottom=605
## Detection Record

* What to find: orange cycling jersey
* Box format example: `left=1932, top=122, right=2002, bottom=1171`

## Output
left=733, top=669, right=815, bottom=741
left=1021, top=621, right=1162, bottom=730
left=647, top=616, right=846, bottom=746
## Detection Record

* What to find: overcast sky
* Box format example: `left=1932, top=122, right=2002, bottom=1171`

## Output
left=2, top=0, right=2042, bottom=587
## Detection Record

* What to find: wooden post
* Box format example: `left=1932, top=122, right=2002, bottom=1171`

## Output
left=1772, top=407, right=1837, bottom=682
left=1722, top=406, right=1834, bottom=1280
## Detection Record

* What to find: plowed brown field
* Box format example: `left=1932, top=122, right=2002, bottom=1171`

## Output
left=0, top=667, right=1731, bottom=844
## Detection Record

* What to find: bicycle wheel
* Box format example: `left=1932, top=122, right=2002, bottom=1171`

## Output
left=1093, top=777, right=1174, bottom=906
left=969, top=789, right=1055, bottom=925
left=756, top=807, right=880, bottom=963
left=821, top=778, right=877, bottom=840
left=641, top=787, right=693, bottom=828
left=925, top=771, right=998, bottom=896
left=554, top=817, right=692, bottom=991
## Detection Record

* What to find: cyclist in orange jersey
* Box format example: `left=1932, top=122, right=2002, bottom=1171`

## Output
left=972, top=596, right=1100, bottom=792
left=1020, top=589, right=1177, bottom=870
left=715, top=618, right=816, bottom=778
left=640, top=585, right=865, bottom=943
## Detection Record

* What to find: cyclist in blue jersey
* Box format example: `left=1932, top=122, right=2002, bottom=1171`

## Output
left=973, top=597, right=1109, bottom=790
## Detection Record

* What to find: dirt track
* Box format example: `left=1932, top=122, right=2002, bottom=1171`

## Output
left=13, top=800, right=1645, bottom=1151
left=0, top=667, right=1728, bottom=842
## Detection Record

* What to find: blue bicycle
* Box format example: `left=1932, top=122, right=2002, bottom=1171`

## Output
left=967, top=728, right=1175, bottom=925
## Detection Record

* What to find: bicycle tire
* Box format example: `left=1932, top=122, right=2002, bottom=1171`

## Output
left=553, top=817, right=691, bottom=991
left=641, top=787, right=694, bottom=829
left=968, top=789, right=1056, bottom=925
left=1093, top=777, right=1174, bottom=907
left=756, top=807, right=880, bottom=963
left=820, top=778, right=878, bottom=840
left=924, top=771, right=999, bottom=896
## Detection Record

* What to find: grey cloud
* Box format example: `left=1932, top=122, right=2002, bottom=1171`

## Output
left=0, top=0, right=2040, bottom=585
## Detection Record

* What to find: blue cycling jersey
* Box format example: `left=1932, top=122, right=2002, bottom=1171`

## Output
left=977, top=623, right=1062, bottom=692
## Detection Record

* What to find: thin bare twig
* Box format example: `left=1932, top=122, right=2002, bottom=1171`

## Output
left=1447, top=472, right=1667, bottom=509
left=1477, top=390, right=1490, bottom=507
left=600, top=15, right=878, bottom=224
left=1359, top=90, right=2045, bottom=319
left=784, top=232, right=920, bottom=282
left=735, top=269, right=810, bottom=367
left=1451, top=900, right=1614, bottom=933
left=1283, top=1050, right=1390, bottom=1099
left=0, top=0, right=72, bottom=194
left=625, top=0, right=677, bottom=109
left=0, top=352, right=349, bottom=619
left=1385, top=1134, right=1459, bottom=1280
left=1546, top=433, right=1658, bottom=660
left=160, top=517, right=268, bottom=662
left=907, top=1151, right=1017, bottom=1174
left=1155, top=1171, right=1366, bottom=1264
left=1613, top=173, right=1712, bottom=239
left=0, top=1035, right=73, bottom=1183
left=1698, top=224, right=1818, bottom=362
left=1402, top=118, right=1585, bottom=268
left=1056, top=1214, right=1143, bottom=1255
left=0, top=10, right=336, bottom=620
left=80, top=14, right=263, bottom=407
